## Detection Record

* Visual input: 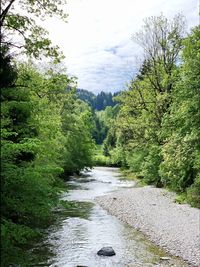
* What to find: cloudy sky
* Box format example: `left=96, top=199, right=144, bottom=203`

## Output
left=45, top=0, right=199, bottom=94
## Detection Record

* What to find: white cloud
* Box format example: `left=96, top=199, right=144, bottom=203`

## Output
left=44, top=0, right=199, bottom=93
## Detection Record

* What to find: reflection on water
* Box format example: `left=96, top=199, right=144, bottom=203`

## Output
left=33, top=167, right=188, bottom=267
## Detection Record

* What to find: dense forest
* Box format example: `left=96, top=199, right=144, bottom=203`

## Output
left=77, top=89, right=119, bottom=144
left=0, top=1, right=95, bottom=266
left=77, top=89, right=119, bottom=111
left=0, top=1, right=199, bottom=266
left=99, top=16, right=200, bottom=208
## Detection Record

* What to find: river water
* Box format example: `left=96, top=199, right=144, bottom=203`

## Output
left=33, top=167, right=188, bottom=267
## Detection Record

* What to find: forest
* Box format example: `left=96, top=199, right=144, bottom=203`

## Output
left=100, top=18, right=200, bottom=209
left=77, top=89, right=119, bottom=111
left=0, top=0, right=199, bottom=266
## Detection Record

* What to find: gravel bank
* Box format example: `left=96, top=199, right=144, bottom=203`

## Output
left=96, top=186, right=200, bottom=266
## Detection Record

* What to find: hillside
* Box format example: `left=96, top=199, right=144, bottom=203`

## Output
left=77, top=89, right=120, bottom=110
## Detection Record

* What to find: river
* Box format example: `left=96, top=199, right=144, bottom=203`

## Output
left=33, top=167, right=188, bottom=267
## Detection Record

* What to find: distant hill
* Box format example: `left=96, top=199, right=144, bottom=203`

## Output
left=77, top=89, right=96, bottom=108
left=77, top=89, right=120, bottom=111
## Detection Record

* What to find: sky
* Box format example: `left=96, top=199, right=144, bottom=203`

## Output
left=45, top=0, right=199, bottom=94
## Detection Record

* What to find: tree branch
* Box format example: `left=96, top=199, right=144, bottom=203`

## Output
left=4, top=23, right=26, bottom=39
left=2, top=41, right=24, bottom=49
left=0, top=0, right=16, bottom=25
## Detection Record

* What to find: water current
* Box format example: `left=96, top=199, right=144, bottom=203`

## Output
left=33, top=167, right=188, bottom=267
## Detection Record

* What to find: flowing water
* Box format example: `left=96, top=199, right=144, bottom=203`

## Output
left=33, top=167, right=188, bottom=267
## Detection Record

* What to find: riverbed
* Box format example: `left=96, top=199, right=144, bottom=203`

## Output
left=33, top=167, right=189, bottom=267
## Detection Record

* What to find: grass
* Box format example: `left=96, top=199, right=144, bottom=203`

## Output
left=92, top=145, right=118, bottom=167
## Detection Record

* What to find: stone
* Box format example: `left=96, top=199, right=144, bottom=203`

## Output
left=160, top=257, right=171, bottom=261
left=97, top=246, right=116, bottom=256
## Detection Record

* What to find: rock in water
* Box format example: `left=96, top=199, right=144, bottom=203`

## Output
left=97, top=246, right=116, bottom=256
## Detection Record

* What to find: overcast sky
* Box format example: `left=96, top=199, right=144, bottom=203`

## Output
left=45, top=0, right=199, bottom=94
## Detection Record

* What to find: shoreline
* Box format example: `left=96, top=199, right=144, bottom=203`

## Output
left=96, top=186, right=200, bottom=267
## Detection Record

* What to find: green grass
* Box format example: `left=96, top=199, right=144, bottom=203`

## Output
left=93, top=145, right=113, bottom=166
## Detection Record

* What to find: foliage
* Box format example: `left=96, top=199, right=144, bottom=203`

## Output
left=159, top=25, right=200, bottom=205
left=77, top=89, right=119, bottom=111
left=0, top=0, right=67, bottom=60
left=1, top=61, right=95, bottom=266
left=61, top=98, right=95, bottom=174
left=0, top=1, right=96, bottom=265
left=103, top=16, right=200, bottom=207
left=77, top=91, right=120, bottom=145
left=93, top=145, right=120, bottom=167
left=142, top=145, right=163, bottom=187
left=93, top=145, right=112, bottom=166
left=77, top=89, right=96, bottom=109
left=92, top=111, right=108, bottom=144
left=94, top=91, right=119, bottom=111
left=126, top=149, right=147, bottom=176
left=187, top=174, right=200, bottom=208
left=110, top=14, right=186, bottom=182
left=1, top=8, right=199, bottom=266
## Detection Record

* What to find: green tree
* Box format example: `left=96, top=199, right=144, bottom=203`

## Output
left=1, top=63, right=65, bottom=266
left=0, top=0, right=67, bottom=60
left=1, top=61, right=95, bottom=265
left=61, top=97, right=95, bottom=174
left=1, top=1, right=97, bottom=265
left=160, top=26, right=200, bottom=206
left=115, top=14, right=186, bottom=184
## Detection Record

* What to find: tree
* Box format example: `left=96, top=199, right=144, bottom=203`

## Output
left=1, top=61, right=95, bottom=265
left=133, top=14, right=185, bottom=92
left=115, top=14, right=186, bottom=185
left=133, top=14, right=186, bottom=111
left=1, top=1, right=96, bottom=265
left=0, top=0, right=67, bottom=60
left=61, top=97, right=95, bottom=174
left=160, top=26, right=200, bottom=206
left=1, top=63, right=67, bottom=266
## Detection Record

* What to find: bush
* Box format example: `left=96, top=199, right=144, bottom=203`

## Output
left=142, top=145, right=163, bottom=187
left=187, top=174, right=200, bottom=208
left=126, top=149, right=147, bottom=175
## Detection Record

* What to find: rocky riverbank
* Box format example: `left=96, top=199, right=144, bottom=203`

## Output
left=96, top=186, right=200, bottom=266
